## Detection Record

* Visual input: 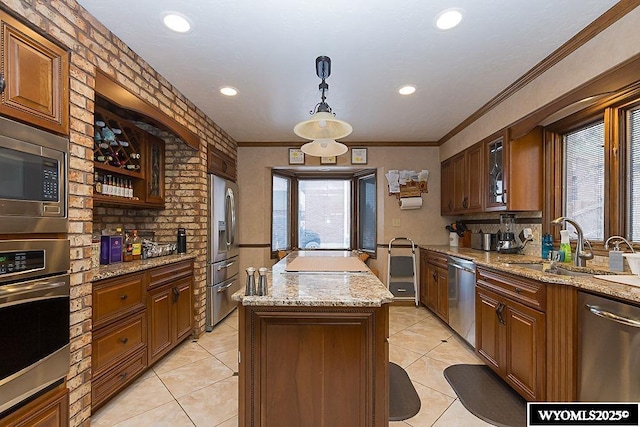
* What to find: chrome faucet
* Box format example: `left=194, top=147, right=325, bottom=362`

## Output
left=551, top=216, right=594, bottom=267
left=604, top=236, right=635, bottom=253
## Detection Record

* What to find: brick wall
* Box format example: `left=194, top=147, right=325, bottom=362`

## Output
left=1, top=1, right=237, bottom=425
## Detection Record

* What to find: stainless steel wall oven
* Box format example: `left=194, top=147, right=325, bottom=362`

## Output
left=0, top=115, right=68, bottom=234
left=0, top=239, right=70, bottom=415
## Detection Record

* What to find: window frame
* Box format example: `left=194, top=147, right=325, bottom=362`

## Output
left=270, top=168, right=377, bottom=258
left=544, top=84, right=640, bottom=253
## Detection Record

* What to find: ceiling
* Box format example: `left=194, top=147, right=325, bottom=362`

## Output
left=77, top=0, right=619, bottom=144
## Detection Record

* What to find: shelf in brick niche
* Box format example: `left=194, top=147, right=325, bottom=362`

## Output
left=93, top=106, right=165, bottom=208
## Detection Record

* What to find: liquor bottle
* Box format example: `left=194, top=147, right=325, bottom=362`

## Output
left=104, top=175, right=112, bottom=196
left=131, top=230, right=142, bottom=260
left=94, top=172, right=103, bottom=195
left=127, top=180, right=134, bottom=199
left=123, top=231, right=133, bottom=262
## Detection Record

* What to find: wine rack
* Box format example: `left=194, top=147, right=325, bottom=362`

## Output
left=93, top=106, right=165, bottom=208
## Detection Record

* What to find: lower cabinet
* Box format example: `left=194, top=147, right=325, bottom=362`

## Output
left=420, top=250, right=448, bottom=323
left=476, top=267, right=546, bottom=401
left=91, top=259, right=194, bottom=412
left=0, top=384, right=69, bottom=427
left=238, top=305, right=389, bottom=426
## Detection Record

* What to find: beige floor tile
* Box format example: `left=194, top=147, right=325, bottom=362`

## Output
left=390, top=422, right=411, bottom=426
left=115, top=400, right=195, bottom=427
left=432, top=399, right=494, bottom=426
left=389, top=306, right=431, bottom=330
left=91, top=371, right=174, bottom=426
left=402, top=381, right=455, bottom=427
left=214, top=347, right=239, bottom=371
left=220, top=310, right=239, bottom=330
left=388, top=329, right=444, bottom=356
left=405, top=355, right=457, bottom=398
left=426, top=335, right=483, bottom=366
left=198, top=324, right=239, bottom=356
left=406, top=317, right=455, bottom=341
left=389, top=344, right=424, bottom=369
left=157, top=356, right=234, bottom=398
left=178, top=376, right=238, bottom=427
left=216, top=416, right=238, bottom=427
left=153, top=340, right=213, bottom=374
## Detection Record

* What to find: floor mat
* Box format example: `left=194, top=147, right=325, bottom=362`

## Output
left=444, top=364, right=527, bottom=427
left=389, top=362, right=421, bottom=421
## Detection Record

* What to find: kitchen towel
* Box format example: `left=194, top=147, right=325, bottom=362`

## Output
left=400, top=197, right=422, bottom=210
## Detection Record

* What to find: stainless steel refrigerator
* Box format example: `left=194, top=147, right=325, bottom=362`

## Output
left=206, top=174, right=240, bottom=331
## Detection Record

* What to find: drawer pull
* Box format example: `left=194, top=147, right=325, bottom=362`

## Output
left=119, top=372, right=128, bottom=380
left=514, top=287, right=522, bottom=294
left=496, top=302, right=506, bottom=325
left=120, top=337, right=129, bottom=344
left=120, top=294, right=128, bottom=300
left=0, top=75, right=5, bottom=93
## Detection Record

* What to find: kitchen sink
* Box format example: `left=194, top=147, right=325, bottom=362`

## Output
left=505, top=262, right=594, bottom=277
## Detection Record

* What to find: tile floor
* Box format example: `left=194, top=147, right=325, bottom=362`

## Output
left=91, top=305, right=493, bottom=426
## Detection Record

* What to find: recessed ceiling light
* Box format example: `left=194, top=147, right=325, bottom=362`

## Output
left=398, top=85, right=416, bottom=96
left=163, top=12, right=191, bottom=33
left=435, top=8, right=463, bottom=30
left=219, top=86, right=238, bottom=97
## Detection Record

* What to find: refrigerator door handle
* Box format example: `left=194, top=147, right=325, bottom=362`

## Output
left=226, top=188, right=236, bottom=246
left=216, top=280, right=236, bottom=293
left=217, top=260, right=236, bottom=271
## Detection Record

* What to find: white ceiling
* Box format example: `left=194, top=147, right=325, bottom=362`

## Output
left=77, top=0, right=619, bottom=143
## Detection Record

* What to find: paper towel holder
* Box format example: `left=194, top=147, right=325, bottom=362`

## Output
left=399, top=196, right=423, bottom=210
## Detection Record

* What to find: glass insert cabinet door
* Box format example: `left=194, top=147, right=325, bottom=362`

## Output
left=487, top=136, right=505, bottom=207
left=146, top=134, right=165, bottom=204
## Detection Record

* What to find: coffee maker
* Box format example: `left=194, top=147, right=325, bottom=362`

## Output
left=496, top=214, right=520, bottom=254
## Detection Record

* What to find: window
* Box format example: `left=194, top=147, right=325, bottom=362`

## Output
left=628, top=107, right=640, bottom=240
left=563, top=121, right=605, bottom=240
left=271, top=170, right=376, bottom=255
left=272, top=174, right=291, bottom=251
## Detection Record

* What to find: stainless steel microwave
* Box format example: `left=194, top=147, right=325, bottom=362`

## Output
left=0, top=116, right=68, bottom=234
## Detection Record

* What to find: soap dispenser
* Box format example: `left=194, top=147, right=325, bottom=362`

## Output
left=559, top=230, right=572, bottom=263
left=608, top=242, right=624, bottom=272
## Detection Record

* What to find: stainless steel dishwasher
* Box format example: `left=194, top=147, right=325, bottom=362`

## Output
left=578, top=291, right=640, bottom=401
left=448, top=256, right=476, bottom=347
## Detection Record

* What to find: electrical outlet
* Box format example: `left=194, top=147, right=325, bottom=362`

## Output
left=392, top=218, right=400, bottom=227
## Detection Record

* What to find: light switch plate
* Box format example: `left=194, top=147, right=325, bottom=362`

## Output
left=392, top=218, right=400, bottom=227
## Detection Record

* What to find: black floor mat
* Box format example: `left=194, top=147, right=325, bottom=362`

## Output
left=444, top=364, right=527, bottom=427
left=389, top=362, right=421, bottom=421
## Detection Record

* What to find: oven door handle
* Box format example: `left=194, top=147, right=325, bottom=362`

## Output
left=0, top=280, right=69, bottom=305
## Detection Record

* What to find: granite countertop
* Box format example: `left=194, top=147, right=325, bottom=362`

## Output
left=92, top=253, right=197, bottom=282
left=420, top=245, right=640, bottom=304
left=232, top=251, right=394, bottom=307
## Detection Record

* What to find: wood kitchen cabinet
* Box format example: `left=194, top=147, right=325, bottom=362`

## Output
left=147, top=260, right=194, bottom=365
left=423, top=250, right=448, bottom=323
left=91, top=259, right=194, bottom=412
left=0, top=10, right=69, bottom=135
left=443, top=141, right=483, bottom=214
left=475, top=266, right=546, bottom=401
left=0, top=383, right=69, bottom=427
left=484, top=127, right=543, bottom=212
left=419, top=250, right=429, bottom=307
left=93, top=106, right=165, bottom=208
left=238, top=304, right=389, bottom=427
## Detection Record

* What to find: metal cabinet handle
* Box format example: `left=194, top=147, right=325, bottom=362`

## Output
left=119, top=337, right=128, bottom=344
left=496, top=302, right=506, bottom=325
left=217, top=280, right=236, bottom=293
left=514, top=287, right=522, bottom=294
left=462, top=197, right=468, bottom=209
left=448, top=200, right=453, bottom=211
left=0, top=75, right=5, bottom=93
left=120, top=294, right=128, bottom=300
left=217, top=261, right=236, bottom=271
left=431, top=271, right=437, bottom=280
left=585, top=304, right=640, bottom=328
left=172, top=287, right=180, bottom=303
left=119, top=372, right=128, bottom=380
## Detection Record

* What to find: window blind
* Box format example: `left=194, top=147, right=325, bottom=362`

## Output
left=629, top=108, right=640, bottom=241
left=564, top=121, right=605, bottom=240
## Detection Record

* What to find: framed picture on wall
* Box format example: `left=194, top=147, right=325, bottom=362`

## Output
left=321, top=156, right=337, bottom=165
left=289, top=148, right=305, bottom=165
left=351, top=148, right=367, bottom=165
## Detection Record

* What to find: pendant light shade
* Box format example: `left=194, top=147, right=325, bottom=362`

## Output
left=294, top=112, right=353, bottom=141
left=300, top=139, right=348, bottom=157
left=294, top=56, right=352, bottom=155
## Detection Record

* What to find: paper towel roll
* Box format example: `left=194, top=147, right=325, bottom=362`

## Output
left=400, top=197, right=422, bottom=210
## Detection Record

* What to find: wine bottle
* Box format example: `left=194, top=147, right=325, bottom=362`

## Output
left=124, top=164, right=141, bottom=170
left=94, top=154, right=113, bottom=162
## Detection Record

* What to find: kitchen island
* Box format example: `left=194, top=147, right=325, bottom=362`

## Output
left=233, top=251, right=394, bottom=427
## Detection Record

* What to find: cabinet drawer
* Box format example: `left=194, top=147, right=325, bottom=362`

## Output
left=92, top=348, right=147, bottom=412
left=93, top=312, right=146, bottom=376
left=93, top=272, right=145, bottom=328
left=148, top=260, right=193, bottom=289
left=477, top=267, right=545, bottom=311
left=425, top=250, right=448, bottom=270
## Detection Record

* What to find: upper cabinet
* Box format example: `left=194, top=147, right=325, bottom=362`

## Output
left=442, top=127, right=543, bottom=215
left=485, top=127, right=543, bottom=212
left=0, top=10, right=69, bottom=135
left=442, top=141, right=483, bottom=215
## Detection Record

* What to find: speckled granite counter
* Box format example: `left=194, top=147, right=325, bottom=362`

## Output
left=91, top=253, right=197, bottom=281
left=232, top=251, right=394, bottom=307
left=419, top=245, right=640, bottom=304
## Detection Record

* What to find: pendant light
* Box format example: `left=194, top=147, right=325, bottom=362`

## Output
left=295, top=56, right=352, bottom=156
